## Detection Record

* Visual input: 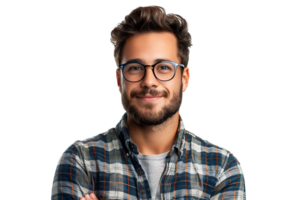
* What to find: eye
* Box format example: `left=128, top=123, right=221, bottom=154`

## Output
left=158, top=65, right=171, bottom=70
left=128, top=66, right=143, bottom=71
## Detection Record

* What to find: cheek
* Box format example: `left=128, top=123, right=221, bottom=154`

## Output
left=120, top=80, right=137, bottom=96
left=120, top=78, right=128, bottom=92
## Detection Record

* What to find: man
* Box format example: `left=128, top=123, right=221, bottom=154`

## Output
left=52, top=6, right=246, bottom=200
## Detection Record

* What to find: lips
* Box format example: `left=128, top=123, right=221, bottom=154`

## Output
left=137, top=95, right=162, bottom=101
left=138, top=95, right=161, bottom=98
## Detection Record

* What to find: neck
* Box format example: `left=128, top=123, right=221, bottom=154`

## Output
left=127, top=112, right=180, bottom=155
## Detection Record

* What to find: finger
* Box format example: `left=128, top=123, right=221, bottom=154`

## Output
left=79, top=197, right=86, bottom=200
left=90, top=192, right=99, bottom=200
left=85, top=193, right=93, bottom=200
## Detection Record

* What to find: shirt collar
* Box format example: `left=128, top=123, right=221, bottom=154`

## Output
left=115, top=112, right=186, bottom=158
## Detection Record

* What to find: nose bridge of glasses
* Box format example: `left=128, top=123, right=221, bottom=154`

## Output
left=144, top=65, right=156, bottom=77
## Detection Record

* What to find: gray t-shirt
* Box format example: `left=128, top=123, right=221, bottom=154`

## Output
left=137, top=151, right=170, bottom=200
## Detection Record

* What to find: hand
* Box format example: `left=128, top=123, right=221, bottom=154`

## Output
left=79, top=192, right=99, bottom=200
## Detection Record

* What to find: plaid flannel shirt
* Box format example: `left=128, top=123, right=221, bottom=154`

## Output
left=52, top=113, right=246, bottom=200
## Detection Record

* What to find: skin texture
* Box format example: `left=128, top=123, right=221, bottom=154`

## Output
left=79, top=192, right=98, bottom=200
left=118, top=31, right=189, bottom=155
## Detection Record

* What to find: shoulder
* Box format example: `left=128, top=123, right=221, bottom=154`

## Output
left=185, top=129, right=231, bottom=156
left=63, top=128, right=120, bottom=158
left=184, top=130, right=242, bottom=175
left=187, top=130, right=244, bottom=172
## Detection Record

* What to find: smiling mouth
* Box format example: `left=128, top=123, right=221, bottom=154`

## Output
left=137, top=96, right=162, bottom=101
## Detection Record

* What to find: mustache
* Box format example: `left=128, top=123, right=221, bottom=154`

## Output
left=130, top=89, right=168, bottom=98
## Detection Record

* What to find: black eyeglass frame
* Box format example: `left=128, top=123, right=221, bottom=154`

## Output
left=118, top=60, right=185, bottom=82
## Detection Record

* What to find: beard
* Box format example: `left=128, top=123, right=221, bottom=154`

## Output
left=121, top=83, right=183, bottom=126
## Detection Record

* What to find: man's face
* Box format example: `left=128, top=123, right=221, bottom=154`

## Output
left=116, top=32, right=189, bottom=126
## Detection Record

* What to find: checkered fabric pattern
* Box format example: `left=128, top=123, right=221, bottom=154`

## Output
left=52, top=113, right=246, bottom=200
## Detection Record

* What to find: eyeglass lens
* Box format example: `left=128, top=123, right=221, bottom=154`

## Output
left=123, top=62, right=175, bottom=81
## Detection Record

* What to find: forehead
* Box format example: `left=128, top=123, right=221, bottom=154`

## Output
left=121, top=31, right=179, bottom=64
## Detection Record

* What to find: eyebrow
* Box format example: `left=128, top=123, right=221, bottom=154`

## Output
left=126, top=58, right=172, bottom=64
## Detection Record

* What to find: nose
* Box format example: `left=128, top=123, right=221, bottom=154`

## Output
left=140, top=66, right=159, bottom=88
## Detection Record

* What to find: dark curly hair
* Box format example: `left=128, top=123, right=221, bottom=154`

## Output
left=110, top=6, right=192, bottom=68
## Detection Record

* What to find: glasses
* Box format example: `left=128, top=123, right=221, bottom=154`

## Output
left=118, top=61, right=185, bottom=82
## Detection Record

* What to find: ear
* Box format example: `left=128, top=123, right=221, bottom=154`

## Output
left=182, top=67, right=190, bottom=92
left=114, top=68, right=121, bottom=88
